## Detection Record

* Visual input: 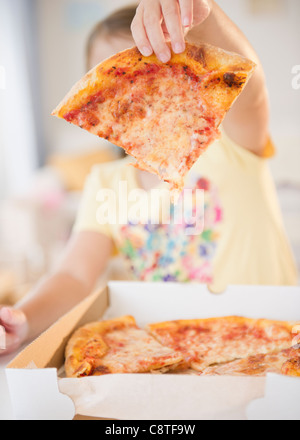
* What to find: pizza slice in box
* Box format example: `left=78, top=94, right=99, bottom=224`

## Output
left=65, top=316, right=183, bottom=378
left=201, top=346, right=300, bottom=377
left=52, top=43, right=256, bottom=194
left=147, top=317, right=294, bottom=372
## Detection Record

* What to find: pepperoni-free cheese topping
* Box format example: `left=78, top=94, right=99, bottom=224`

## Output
left=65, top=316, right=299, bottom=379
left=65, top=316, right=300, bottom=378
left=202, top=347, right=300, bottom=377
left=97, top=328, right=183, bottom=375
left=65, top=317, right=183, bottom=378
left=53, top=43, right=256, bottom=194
left=147, top=317, right=294, bottom=370
left=63, top=63, right=221, bottom=192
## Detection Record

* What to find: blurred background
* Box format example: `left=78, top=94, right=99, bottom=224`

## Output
left=0, top=0, right=299, bottom=304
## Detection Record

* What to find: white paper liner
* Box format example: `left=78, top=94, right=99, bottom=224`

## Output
left=58, top=374, right=266, bottom=420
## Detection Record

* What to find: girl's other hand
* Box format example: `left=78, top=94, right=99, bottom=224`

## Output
left=131, top=0, right=212, bottom=62
left=0, top=307, right=28, bottom=356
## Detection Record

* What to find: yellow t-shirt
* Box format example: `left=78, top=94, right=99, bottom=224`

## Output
left=74, top=130, right=298, bottom=289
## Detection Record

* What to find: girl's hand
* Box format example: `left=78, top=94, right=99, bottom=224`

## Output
left=131, top=0, right=212, bottom=63
left=0, top=307, right=28, bottom=356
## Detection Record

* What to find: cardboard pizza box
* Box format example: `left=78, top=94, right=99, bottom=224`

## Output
left=5, top=282, right=300, bottom=420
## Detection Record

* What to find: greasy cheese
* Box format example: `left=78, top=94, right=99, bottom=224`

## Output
left=90, top=327, right=183, bottom=375
left=202, top=347, right=300, bottom=377
left=148, top=318, right=294, bottom=371
left=64, top=64, right=221, bottom=193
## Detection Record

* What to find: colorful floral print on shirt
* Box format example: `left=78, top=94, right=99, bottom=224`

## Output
left=119, top=176, right=223, bottom=283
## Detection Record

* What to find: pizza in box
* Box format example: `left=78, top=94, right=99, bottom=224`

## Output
left=65, top=315, right=300, bottom=379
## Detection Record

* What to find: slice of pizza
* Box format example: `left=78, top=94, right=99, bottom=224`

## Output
left=147, top=317, right=294, bottom=372
left=201, top=346, right=300, bottom=377
left=52, top=43, right=256, bottom=194
left=65, top=316, right=183, bottom=378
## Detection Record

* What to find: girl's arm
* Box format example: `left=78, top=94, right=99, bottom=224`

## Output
left=131, top=0, right=270, bottom=156
left=0, top=231, right=113, bottom=354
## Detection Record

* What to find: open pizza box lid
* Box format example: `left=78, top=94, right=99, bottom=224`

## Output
left=5, top=282, right=300, bottom=420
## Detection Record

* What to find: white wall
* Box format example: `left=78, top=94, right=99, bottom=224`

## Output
left=36, top=0, right=300, bottom=183
left=0, top=0, right=39, bottom=197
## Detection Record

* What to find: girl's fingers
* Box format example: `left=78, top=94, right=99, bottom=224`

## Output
left=131, top=6, right=153, bottom=57
left=143, top=1, right=171, bottom=63
left=179, top=0, right=194, bottom=27
left=131, top=0, right=212, bottom=60
left=0, top=325, right=6, bottom=350
left=0, top=307, right=26, bottom=332
left=0, top=330, right=21, bottom=355
left=0, top=307, right=28, bottom=355
left=161, top=0, right=185, bottom=54
left=0, top=307, right=28, bottom=348
left=0, top=321, right=21, bottom=355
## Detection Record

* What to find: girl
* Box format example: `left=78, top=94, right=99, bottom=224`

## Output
left=0, top=1, right=297, bottom=356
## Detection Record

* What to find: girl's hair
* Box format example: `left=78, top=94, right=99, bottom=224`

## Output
left=86, top=5, right=137, bottom=69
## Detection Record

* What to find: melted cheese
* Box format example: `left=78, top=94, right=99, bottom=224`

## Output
left=202, top=347, right=300, bottom=377
left=149, top=318, right=293, bottom=370
left=92, top=327, right=183, bottom=374
left=65, top=64, right=221, bottom=193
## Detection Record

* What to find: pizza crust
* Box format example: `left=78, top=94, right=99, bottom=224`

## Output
left=53, top=43, right=255, bottom=118
left=65, top=316, right=136, bottom=378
